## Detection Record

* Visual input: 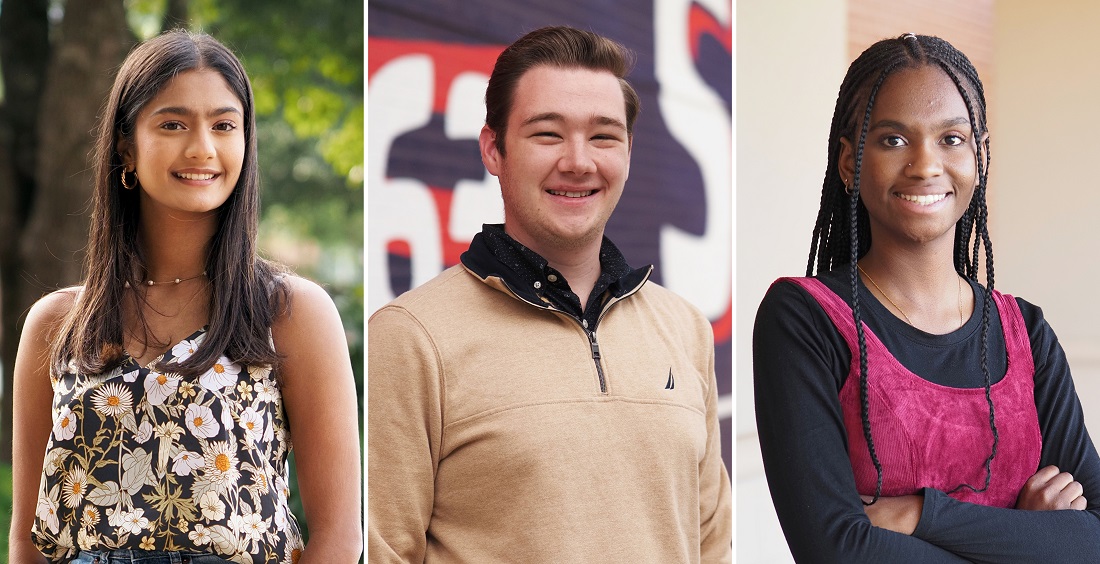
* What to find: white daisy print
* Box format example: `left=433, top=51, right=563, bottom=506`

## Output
left=91, top=382, right=133, bottom=418
left=202, top=441, right=241, bottom=493
left=172, top=335, right=204, bottom=363
left=185, top=404, right=220, bottom=438
left=53, top=406, right=77, bottom=440
left=239, top=407, right=264, bottom=444
left=118, top=508, right=150, bottom=535
left=61, top=466, right=89, bottom=508
left=199, top=356, right=240, bottom=390
left=144, top=371, right=180, bottom=406
left=198, top=490, right=226, bottom=521
left=80, top=505, right=100, bottom=527
left=171, top=451, right=204, bottom=476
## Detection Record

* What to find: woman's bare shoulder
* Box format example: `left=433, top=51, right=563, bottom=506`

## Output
left=24, top=286, right=82, bottom=332
left=276, top=275, right=337, bottom=317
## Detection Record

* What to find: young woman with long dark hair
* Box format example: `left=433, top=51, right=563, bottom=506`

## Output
left=754, top=33, right=1100, bottom=562
left=10, top=30, right=362, bottom=564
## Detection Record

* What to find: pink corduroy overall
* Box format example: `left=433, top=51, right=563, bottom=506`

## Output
left=785, top=276, right=1042, bottom=507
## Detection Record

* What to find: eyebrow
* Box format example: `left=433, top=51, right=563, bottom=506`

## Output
left=521, top=112, right=627, bottom=131
left=869, top=117, right=971, bottom=131
left=149, top=106, right=243, bottom=118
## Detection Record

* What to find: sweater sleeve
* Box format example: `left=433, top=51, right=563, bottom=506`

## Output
left=367, top=305, right=443, bottom=564
left=699, top=318, right=734, bottom=563
left=752, top=280, right=968, bottom=563
left=908, top=299, right=1100, bottom=563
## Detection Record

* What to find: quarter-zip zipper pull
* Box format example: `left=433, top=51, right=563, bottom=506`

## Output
left=587, top=329, right=607, bottom=393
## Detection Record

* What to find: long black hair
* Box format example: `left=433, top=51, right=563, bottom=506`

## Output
left=807, top=33, right=996, bottom=504
left=53, top=29, right=288, bottom=379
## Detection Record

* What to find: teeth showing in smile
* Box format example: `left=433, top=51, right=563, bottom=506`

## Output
left=548, top=190, right=594, bottom=198
left=898, top=193, right=947, bottom=205
left=176, top=172, right=215, bottom=181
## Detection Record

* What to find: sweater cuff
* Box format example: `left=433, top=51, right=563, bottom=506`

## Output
left=912, top=487, right=943, bottom=540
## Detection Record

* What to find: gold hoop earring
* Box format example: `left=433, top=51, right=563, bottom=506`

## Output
left=121, top=169, right=136, bottom=190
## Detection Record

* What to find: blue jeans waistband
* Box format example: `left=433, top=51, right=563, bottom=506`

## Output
left=70, top=550, right=231, bottom=564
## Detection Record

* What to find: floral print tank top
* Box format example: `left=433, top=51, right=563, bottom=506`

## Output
left=32, top=328, right=304, bottom=564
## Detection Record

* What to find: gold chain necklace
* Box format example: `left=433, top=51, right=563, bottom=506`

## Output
left=857, top=264, right=964, bottom=328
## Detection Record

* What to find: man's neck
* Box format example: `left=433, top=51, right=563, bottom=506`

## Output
left=546, top=251, right=602, bottom=311
left=506, top=227, right=604, bottom=311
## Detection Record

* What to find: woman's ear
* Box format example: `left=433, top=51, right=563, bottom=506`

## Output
left=838, top=137, right=855, bottom=187
left=117, top=136, right=134, bottom=170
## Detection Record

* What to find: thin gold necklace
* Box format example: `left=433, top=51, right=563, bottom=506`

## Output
left=857, top=264, right=964, bottom=328
left=124, top=271, right=207, bottom=288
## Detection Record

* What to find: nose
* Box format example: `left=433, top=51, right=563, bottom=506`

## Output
left=185, top=129, right=216, bottom=160
left=558, top=137, right=596, bottom=175
left=905, top=140, right=943, bottom=178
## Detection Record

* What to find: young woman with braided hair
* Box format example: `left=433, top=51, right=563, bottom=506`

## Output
left=753, top=34, right=1100, bottom=562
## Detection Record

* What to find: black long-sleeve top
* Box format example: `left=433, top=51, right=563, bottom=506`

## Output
left=753, top=268, right=1100, bottom=563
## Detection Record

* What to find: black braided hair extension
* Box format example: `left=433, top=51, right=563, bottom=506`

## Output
left=936, top=60, right=1000, bottom=496
left=805, top=34, right=998, bottom=505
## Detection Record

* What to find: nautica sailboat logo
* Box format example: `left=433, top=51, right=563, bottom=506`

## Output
left=664, top=368, right=675, bottom=390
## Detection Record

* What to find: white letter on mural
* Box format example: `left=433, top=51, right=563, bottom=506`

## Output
left=367, top=55, right=443, bottom=311
left=654, top=0, right=732, bottom=320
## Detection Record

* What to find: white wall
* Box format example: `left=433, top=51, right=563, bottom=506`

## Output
left=735, top=1, right=847, bottom=561
left=993, top=0, right=1100, bottom=438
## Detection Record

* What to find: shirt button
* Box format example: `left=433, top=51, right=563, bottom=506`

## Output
left=533, top=281, right=542, bottom=289
left=547, top=274, right=558, bottom=283
left=582, top=319, right=589, bottom=329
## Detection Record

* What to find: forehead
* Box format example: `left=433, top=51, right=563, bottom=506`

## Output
left=142, top=68, right=243, bottom=115
left=871, top=65, right=969, bottom=125
left=508, top=65, right=626, bottom=125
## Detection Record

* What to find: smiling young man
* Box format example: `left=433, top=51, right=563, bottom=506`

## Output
left=368, top=26, right=732, bottom=563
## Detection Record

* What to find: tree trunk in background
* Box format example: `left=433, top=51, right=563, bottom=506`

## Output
left=0, top=0, right=51, bottom=465
left=0, top=1, right=132, bottom=463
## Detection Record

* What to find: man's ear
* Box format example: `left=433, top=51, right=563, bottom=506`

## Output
left=838, top=137, right=855, bottom=186
left=479, top=125, right=502, bottom=176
